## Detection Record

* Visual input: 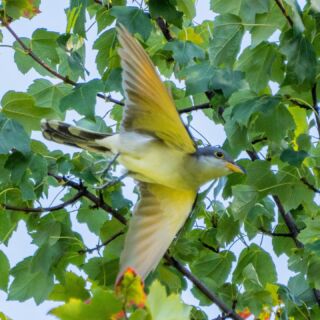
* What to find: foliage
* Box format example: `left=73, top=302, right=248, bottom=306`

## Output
left=0, top=0, right=320, bottom=319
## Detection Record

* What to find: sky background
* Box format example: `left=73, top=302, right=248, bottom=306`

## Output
left=0, top=1, right=306, bottom=319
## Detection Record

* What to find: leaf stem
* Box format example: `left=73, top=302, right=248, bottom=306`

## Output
left=79, top=230, right=124, bottom=254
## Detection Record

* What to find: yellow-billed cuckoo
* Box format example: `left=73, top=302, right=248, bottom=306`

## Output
left=41, top=25, right=245, bottom=282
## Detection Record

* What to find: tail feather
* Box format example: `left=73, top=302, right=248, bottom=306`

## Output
left=41, top=119, right=112, bottom=153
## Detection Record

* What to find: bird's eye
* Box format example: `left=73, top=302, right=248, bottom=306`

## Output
left=215, top=151, right=224, bottom=158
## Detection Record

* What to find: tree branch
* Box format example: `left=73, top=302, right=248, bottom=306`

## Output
left=79, top=230, right=124, bottom=254
left=49, top=173, right=127, bottom=224
left=300, top=177, right=320, bottom=194
left=286, top=96, right=312, bottom=110
left=311, top=83, right=320, bottom=137
left=247, top=150, right=303, bottom=247
left=2, top=21, right=124, bottom=106
left=2, top=190, right=84, bottom=213
left=164, top=254, right=244, bottom=320
left=155, top=17, right=174, bottom=41
left=274, top=0, right=294, bottom=27
left=179, top=103, right=211, bottom=114
left=247, top=149, right=320, bottom=305
left=259, top=228, right=295, bottom=238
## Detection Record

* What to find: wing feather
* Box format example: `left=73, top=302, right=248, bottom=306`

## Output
left=117, top=183, right=196, bottom=280
left=117, top=25, right=196, bottom=153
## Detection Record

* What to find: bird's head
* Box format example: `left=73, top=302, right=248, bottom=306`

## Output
left=195, top=146, right=245, bottom=177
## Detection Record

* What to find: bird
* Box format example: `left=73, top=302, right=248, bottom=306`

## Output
left=41, top=24, right=245, bottom=282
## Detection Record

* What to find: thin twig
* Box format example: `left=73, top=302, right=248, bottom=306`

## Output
left=79, top=230, right=124, bottom=254
left=179, top=103, right=211, bottom=114
left=274, top=0, right=294, bottom=27
left=3, top=190, right=84, bottom=213
left=49, top=173, right=127, bottom=224
left=300, top=177, right=320, bottom=194
left=259, top=228, right=294, bottom=238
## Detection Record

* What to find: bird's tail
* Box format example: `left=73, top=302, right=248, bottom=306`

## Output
left=41, top=119, right=112, bottom=153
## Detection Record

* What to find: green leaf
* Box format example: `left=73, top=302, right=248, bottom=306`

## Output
left=3, top=0, right=40, bottom=20
left=93, top=28, right=118, bottom=75
left=209, top=14, right=244, bottom=67
left=60, top=79, right=104, bottom=118
left=0, top=250, right=10, bottom=292
left=252, top=103, right=295, bottom=142
left=307, top=255, right=320, bottom=289
left=176, top=0, right=196, bottom=20
left=149, top=0, right=183, bottom=28
left=180, top=62, right=247, bottom=97
left=250, top=2, right=286, bottom=47
left=0, top=30, right=3, bottom=43
left=164, top=40, right=205, bottom=66
left=239, top=289, right=272, bottom=315
left=231, top=95, right=281, bottom=126
left=272, top=224, right=295, bottom=256
left=280, top=149, right=308, bottom=166
left=49, top=272, right=90, bottom=302
left=274, top=166, right=314, bottom=212
left=31, top=29, right=60, bottom=66
left=236, top=42, right=283, bottom=92
left=8, top=257, right=54, bottom=304
left=288, top=273, right=316, bottom=305
left=0, top=209, right=17, bottom=246
left=0, top=114, right=30, bottom=154
left=96, top=6, right=115, bottom=33
left=110, top=6, right=152, bottom=41
left=280, top=30, right=317, bottom=86
left=68, top=0, right=87, bottom=37
left=233, top=244, right=277, bottom=287
left=190, top=251, right=235, bottom=287
left=77, top=206, right=107, bottom=235
left=147, top=280, right=191, bottom=320
left=104, top=68, right=123, bottom=93
left=27, top=79, right=72, bottom=115
left=231, top=185, right=260, bottom=219
left=298, top=217, right=320, bottom=245
left=83, top=257, right=118, bottom=286
left=50, top=287, right=122, bottom=320
left=1, top=91, right=57, bottom=132
left=210, top=0, right=269, bottom=23
left=245, top=160, right=277, bottom=195
left=216, top=212, right=240, bottom=245
left=245, top=200, right=274, bottom=239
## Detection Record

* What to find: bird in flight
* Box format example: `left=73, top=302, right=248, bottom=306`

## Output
left=41, top=25, right=245, bottom=282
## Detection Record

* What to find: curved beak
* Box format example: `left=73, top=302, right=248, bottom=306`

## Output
left=225, top=162, right=246, bottom=174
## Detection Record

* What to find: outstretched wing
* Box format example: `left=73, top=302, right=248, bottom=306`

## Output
left=117, top=25, right=196, bottom=154
left=117, top=183, right=196, bottom=280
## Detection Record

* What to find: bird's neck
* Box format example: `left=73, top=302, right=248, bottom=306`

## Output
left=185, top=154, right=230, bottom=189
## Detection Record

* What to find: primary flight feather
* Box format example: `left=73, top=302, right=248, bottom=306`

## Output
left=41, top=25, right=244, bottom=282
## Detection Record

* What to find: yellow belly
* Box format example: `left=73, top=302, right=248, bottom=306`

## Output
left=102, top=132, right=191, bottom=189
